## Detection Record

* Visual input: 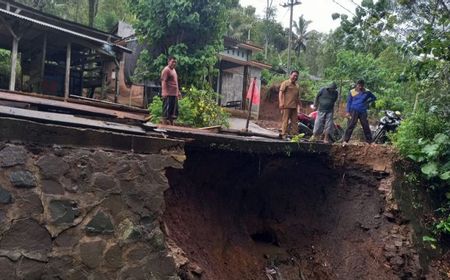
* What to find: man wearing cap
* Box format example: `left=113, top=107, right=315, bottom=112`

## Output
left=310, top=82, right=338, bottom=143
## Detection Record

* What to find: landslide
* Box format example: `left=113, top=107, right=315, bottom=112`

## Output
left=163, top=145, right=430, bottom=280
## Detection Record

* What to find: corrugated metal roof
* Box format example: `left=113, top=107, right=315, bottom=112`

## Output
left=0, top=7, right=131, bottom=53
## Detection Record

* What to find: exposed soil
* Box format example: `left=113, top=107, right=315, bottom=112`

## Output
left=162, top=145, right=442, bottom=280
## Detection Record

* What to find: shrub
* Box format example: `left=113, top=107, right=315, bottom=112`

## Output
left=148, top=87, right=229, bottom=128
left=391, top=110, right=446, bottom=156
left=392, top=109, right=450, bottom=240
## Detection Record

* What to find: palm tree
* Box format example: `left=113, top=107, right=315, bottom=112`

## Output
left=293, top=15, right=312, bottom=56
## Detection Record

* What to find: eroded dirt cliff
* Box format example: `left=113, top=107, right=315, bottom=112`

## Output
left=163, top=145, right=436, bottom=280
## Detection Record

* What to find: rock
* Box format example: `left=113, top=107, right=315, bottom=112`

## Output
left=54, top=229, right=79, bottom=248
left=0, top=257, right=15, bottom=279
left=147, top=227, right=166, bottom=251
left=0, top=186, right=12, bottom=204
left=79, top=240, right=106, bottom=269
left=41, top=180, right=65, bottom=195
left=390, top=255, right=405, bottom=267
left=144, top=252, right=178, bottom=278
left=117, top=218, right=141, bottom=241
left=85, top=211, right=114, bottom=235
left=383, top=212, right=396, bottom=222
left=9, top=170, right=37, bottom=188
left=36, top=155, right=69, bottom=179
left=105, top=244, right=123, bottom=268
left=0, top=219, right=52, bottom=261
left=49, top=200, right=80, bottom=224
left=44, top=256, right=75, bottom=279
left=91, top=173, right=118, bottom=192
left=119, top=266, right=146, bottom=280
left=60, top=177, right=80, bottom=193
left=16, top=258, right=45, bottom=280
left=0, top=146, right=27, bottom=167
left=15, top=192, right=44, bottom=218
left=91, top=150, right=111, bottom=171
left=101, top=195, right=126, bottom=220
left=126, top=246, right=150, bottom=262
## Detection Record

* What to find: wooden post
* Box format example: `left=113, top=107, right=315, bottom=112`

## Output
left=242, top=65, right=249, bottom=110
left=245, top=77, right=257, bottom=132
left=64, top=42, right=72, bottom=100
left=114, top=62, right=120, bottom=103
left=9, top=37, right=19, bottom=91
left=39, top=34, right=47, bottom=93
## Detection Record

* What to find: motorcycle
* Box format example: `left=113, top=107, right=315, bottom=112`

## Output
left=297, top=111, right=344, bottom=142
left=372, top=110, right=402, bottom=144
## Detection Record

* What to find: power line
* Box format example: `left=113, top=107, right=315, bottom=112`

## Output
left=332, top=0, right=356, bottom=16
left=281, top=0, right=301, bottom=74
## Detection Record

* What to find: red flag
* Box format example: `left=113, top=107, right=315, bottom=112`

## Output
left=246, top=78, right=260, bottom=105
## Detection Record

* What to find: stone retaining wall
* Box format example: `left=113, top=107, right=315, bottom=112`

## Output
left=0, top=142, right=184, bottom=279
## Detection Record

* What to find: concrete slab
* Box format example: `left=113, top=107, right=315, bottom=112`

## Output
left=228, top=117, right=279, bottom=137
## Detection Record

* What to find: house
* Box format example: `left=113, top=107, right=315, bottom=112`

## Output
left=0, top=0, right=131, bottom=103
left=109, top=23, right=271, bottom=113
left=217, top=36, right=271, bottom=118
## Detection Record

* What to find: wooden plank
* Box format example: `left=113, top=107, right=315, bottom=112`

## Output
left=64, top=42, right=71, bottom=100
left=0, top=105, right=146, bottom=134
left=0, top=91, right=147, bottom=121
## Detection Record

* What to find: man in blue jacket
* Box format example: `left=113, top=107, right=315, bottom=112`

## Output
left=343, top=80, right=376, bottom=145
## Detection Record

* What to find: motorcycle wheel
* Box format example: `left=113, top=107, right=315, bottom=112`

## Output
left=372, top=127, right=386, bottom=144
left=298, top=122, right=313, bottom=136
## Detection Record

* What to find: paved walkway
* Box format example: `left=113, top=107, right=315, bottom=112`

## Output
left=228, top=117, right=279, bottom=137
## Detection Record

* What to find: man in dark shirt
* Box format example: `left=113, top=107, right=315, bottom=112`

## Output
left=311, top=82, right=338, bottom=143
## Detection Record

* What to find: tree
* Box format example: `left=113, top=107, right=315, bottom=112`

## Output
left=292, top=15, right=312, bottom=56
left=227, top=5, right=258, bottom=41
left=88, top=0, right=99, bottom=28
left=129, top=0, right=234, bottom=88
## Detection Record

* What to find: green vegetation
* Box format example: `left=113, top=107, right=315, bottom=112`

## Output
left=0, top=49, right=10, bottom=89
left=129, top=0, right=234, bottom=88
left=149, top=87, right=229, bottom=128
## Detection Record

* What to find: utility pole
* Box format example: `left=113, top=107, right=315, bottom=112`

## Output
left=281, top=0, right=301, bottom=74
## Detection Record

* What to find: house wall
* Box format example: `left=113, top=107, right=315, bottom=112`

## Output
left=220, top=66, right=263, bottom=118
left=220, top=49, right=249, bottom=62
left=220, top=67, right=244, bottom=106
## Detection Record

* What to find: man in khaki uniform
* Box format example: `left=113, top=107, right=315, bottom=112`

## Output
left=279, top=70, right=301, bottom=139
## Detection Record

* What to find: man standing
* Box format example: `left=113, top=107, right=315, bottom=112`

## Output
left=342, top=79, right=377, bottom=145
left=279, top=70, right=301, bottom=139
left=311, top=82, right=338, bottom=143
left=160, top=56, right=181, bottom=125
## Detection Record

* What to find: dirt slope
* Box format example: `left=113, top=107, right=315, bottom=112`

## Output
left=163, top=145, right=438, bottom=280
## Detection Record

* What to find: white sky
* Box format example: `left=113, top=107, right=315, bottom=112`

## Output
left=239, top=0, right=361, bottom=33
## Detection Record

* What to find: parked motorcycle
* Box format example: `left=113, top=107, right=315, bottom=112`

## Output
left=372, top=110, right=402, bottom=143
left=297, top=111, right=344, bottom=142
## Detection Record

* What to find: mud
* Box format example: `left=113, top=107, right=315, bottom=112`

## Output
left=163, top=145, right=431, bottom=280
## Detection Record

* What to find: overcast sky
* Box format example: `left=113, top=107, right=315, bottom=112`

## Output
left=239, top=0, right=361, bottom=33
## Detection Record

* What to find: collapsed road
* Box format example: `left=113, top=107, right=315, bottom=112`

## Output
left=0, top=106, right=446, bottom=279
